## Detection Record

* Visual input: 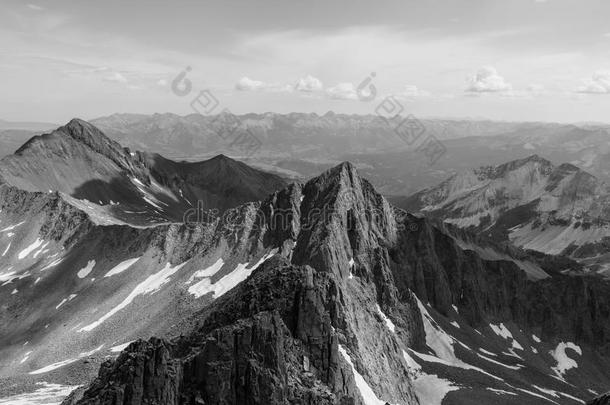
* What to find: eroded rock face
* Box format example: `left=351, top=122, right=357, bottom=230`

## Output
left=65, top=259, right=363, bottom=405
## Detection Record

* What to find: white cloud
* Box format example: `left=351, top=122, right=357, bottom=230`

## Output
left=395, top=85, right=431, bottom=98
left=235, top=76, right=292, bottom=93
left=576, top=70, right=610, bottom=94
left=27, top=4, right=44, bottom=11
left=326, top=82, right=359, bottom=100
left=294, top=75, right=323, bottom=92
left=103, top=72, right=128, bottom=83
left=157, top=78, right=167, bottom=87
left=235, top=76, right=266, bottom=91
left=465, top=66, right=512, bottom=93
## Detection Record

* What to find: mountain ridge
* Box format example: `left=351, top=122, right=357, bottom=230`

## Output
left=0, top=119, right=287, bottom=226
left=51, top=159, right=610, bottom=405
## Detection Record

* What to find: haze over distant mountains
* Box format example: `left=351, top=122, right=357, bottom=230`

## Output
left=88, top=112, right=610, bottom=196
left=3, top=113, right=610, bottom=198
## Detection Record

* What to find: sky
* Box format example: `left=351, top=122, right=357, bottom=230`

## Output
left=2, top=0, right=610, bottom=123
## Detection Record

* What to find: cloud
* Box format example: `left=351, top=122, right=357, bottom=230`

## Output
left=325, top=82, right=359, bottom=100
left=294, top=75, right=323, bottom=92
left=465, top=66, right=512, bottom=93
left=235, top=76, right=292, bottom=92
left=235, top=76, right=266, bottom=91
left=103, top=72, right=128, bottom=83
left=157, top=79, right=168, bottom=87
left=576, top=71, right=610, bottom=94
left=395, top=85, right=431, bottom=98
left=27, top=4, right=44, bottom=11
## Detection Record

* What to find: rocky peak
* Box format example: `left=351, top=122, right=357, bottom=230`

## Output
left=476, top=154, right=554, bottom=180
left=293, top=162, right=398, bottom=281
left=57, top=118, right=133, bottom=167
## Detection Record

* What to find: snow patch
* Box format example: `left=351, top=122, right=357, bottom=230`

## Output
left=28, top=358, right=79, bottom=374
left=375, top=304, right=396, bottom=333
left=476, top=353, right=523, bottom=370
left=0, top=221, right=25, bottom=232
left=338, top=345, right=389, bottom=405
left=104, top=257, right=141, bottom=277
left=549, top=342, right=582, bottom=378
left=1, top=242, right=10, bottom=256
left=79, top=344, right=104, bottom=357
left=486, top=388, right=517, bottom=396
left=79, top=261, right=188, bottom=332
left=40, top=258, right=62, bottom=271
left=110, top=341, right=134, bottom=353
left=188, top=251, right=276, bottom=299
left=77, top=260, right=96, bottom=278
left=0, top=382, right=79, bottom=404
left=19, top=351, right=32, bottom=364
left=490, top=323, right=513, bottom=340
left=402, top=350, right=459, bottom=405
left=55, top=294, right=77, bottom=309
left=18, top=238, right=44, bottom=260
left=187, top=258, right=224, bottom=285
left=414, top=295, right=503, bottom=381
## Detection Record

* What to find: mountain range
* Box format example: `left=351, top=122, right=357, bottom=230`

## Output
left=0, top=119, right=608, bottom=404
left=396, top=155, right=610, bottom=276
left=86, top=113, right=610, bottom=198
left=0, top=118, right=286, bottom=226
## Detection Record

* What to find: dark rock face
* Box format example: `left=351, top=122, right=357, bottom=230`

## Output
left=589, top=393, right=610, bottom=405
left=63, top=161, right=610, bottom=405
left=65, top=259, right=361, bottom=405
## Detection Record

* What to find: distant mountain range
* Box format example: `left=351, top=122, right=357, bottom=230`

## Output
left=4, top=114, right=610, bottom=198
left=0, top=119, right=57, bottom=131
left=86, top=113, right=610, bottom=197
left=394, top=154, right=610, bottom=276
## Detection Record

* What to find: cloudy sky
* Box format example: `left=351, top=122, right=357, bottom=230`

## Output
left=2, top=0, right=610, bottom=123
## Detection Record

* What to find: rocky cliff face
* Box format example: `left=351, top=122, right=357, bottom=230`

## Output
left=61, top=162, right=610, bottom=405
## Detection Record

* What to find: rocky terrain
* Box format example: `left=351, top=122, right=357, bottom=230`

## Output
left=1, top=122, right=609, bottom=404
left=44, top=162, right=610, bottom=404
